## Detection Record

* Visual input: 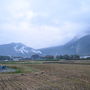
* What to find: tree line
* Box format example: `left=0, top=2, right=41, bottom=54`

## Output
left=0, top=56, right=11, bottom=60
left=0, top=54, right=90, bottom=61
left=31, top=54, right=80, bottom=60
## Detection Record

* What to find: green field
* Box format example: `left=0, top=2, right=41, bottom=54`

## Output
left=0, top=60, right=90, bottom=90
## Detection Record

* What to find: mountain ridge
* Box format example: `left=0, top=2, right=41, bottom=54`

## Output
left=39, top=34, right=90, bottom=56
left=0, top=34, right=90, bottom=57
left=0, top=43, right=42, bottom=57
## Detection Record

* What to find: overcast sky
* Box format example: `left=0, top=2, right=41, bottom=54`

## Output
left=0, top=0, right=90, bottom=49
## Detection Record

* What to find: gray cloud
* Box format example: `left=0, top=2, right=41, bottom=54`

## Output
left=0, top=0, right=90, bottom=48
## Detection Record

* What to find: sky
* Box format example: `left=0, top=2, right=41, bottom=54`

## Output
left=0, top=0, right=90, bottom=49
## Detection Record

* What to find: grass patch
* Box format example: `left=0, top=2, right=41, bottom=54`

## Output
left=5, top=65, right=39, bottom=74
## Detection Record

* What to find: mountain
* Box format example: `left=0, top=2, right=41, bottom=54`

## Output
left=0, top=43, right=42, bottom=57
left=40, top=35, right=90, bottom=56
left=0, top=34, right=90, bottom=57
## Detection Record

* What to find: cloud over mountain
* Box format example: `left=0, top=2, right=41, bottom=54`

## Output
left=0, top=0, right=90, bottom=48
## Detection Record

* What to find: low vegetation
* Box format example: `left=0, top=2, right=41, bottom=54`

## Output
left=0, top=60, right=90, bottom=90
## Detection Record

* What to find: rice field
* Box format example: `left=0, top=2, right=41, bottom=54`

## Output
left=0, top=60, right=90, bottom=90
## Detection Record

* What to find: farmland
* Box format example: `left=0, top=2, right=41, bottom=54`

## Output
left=0, top=60, right=90, bottom=90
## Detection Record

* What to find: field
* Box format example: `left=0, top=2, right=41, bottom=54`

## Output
left=0, top=60, right=90, bottom=90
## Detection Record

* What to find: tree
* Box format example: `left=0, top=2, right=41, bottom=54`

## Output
left=31, top=54, right=40, bottom=60
left=44, top=55, right=54, bottom=60
left=0, top=56, right=11, bottom=60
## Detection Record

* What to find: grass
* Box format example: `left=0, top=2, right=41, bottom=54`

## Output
left=3, top=64, right=40, bottom=74
left=0, top=61, right=43, bottom=74
left=0, top=60, right=43, bottom=64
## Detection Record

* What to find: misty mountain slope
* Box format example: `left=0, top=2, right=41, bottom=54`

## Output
left=74, top=35, right=90, bottom=55
left=0, top=43, right=42, bottom=57
left=40, top=35, right=90, bottom=56
left=0, top=35, right=90, bottom=57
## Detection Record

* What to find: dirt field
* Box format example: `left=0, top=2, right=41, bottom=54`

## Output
left=0, top=61, right=90, bottom=90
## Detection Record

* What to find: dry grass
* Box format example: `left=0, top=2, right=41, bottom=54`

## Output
left=0, top=61, right=90, bottom=90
